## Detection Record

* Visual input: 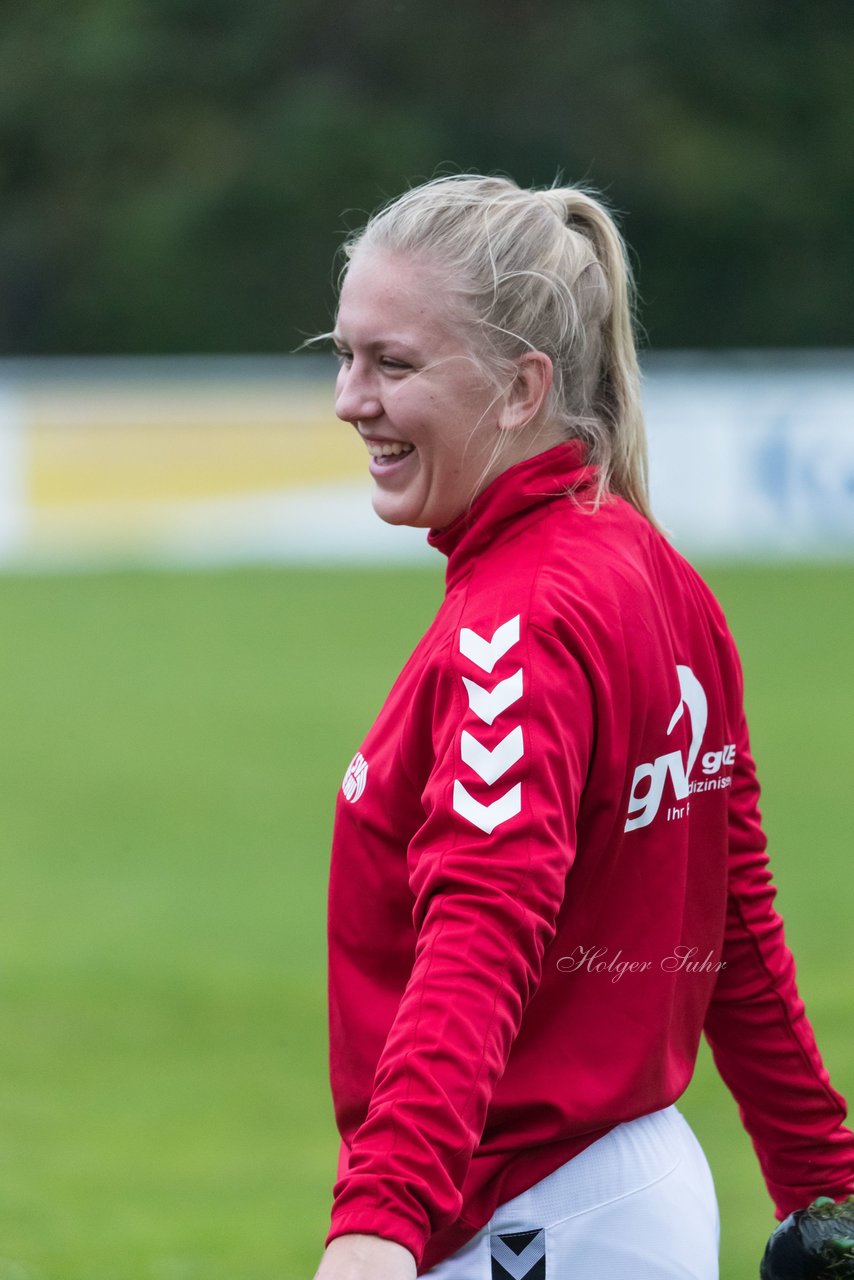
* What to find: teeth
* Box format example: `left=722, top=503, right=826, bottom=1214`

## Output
left=367, top=441, right=415, bottom=458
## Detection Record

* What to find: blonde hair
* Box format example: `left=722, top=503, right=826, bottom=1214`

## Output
left=340, top=174, right=653, bottom=522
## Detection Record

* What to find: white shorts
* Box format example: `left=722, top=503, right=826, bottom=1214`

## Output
left=423, top=1106, right=719, bottom=1280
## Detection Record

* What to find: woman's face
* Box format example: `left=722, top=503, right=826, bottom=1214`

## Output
left=333, top=247, right=509, bottom=530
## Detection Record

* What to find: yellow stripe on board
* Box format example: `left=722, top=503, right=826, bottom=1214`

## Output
left=23, top=380, right=367, bottom=508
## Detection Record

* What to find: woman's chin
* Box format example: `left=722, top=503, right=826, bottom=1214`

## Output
left=371, top=491, right=428, bottom=528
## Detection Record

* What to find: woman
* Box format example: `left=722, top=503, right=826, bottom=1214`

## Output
left=314, top=175, right=854, bottom=1280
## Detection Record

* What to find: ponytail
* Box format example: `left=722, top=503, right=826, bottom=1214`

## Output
left=557, top=188, right=651, bottom=520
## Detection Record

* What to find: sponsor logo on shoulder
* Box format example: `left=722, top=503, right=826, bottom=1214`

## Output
left=624, top=664, right=735, bottom=832
left=342, top=751, right=368, bottom=804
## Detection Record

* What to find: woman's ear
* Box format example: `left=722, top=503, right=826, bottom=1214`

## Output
left=498, top=352, right=554, bottom=432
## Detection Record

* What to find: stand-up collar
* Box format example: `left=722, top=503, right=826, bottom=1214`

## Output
left=428, top=440, right=596, bottom=583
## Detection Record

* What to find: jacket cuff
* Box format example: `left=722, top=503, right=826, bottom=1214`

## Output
left=326, top=1210, right=428, bottom=1268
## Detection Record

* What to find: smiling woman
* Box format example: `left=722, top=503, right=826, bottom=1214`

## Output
left=332, top=250, right=557, bottom=530
left=313, top=175, right=854, bottom=1280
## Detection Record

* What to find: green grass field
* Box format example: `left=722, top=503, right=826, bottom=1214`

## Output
left=0, top=563, right=852, bottom=1280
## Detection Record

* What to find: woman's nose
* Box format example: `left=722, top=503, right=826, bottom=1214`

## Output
left=335, top=362, right=382, bottom=423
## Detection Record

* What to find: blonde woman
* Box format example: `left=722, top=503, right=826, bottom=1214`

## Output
left=314, top=175, right=854, bottom=1280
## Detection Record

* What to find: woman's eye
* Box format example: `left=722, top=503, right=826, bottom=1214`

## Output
left=333, top=349, right=409, bottom=371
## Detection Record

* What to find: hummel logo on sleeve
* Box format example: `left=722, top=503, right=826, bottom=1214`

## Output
left=460, top=615, right=520, bottom=673
left=453, top=781, right=522, bottom=835
left=454, top=617, right=525, bottom=835
left=461, top=726, right=524, bottom=784
left=462, top=671, right=524, bottom=725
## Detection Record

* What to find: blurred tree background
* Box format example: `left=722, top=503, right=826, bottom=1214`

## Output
left=1, top=0, right=852, bottom=355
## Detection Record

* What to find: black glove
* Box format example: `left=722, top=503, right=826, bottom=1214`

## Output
left=761, top=1197, right=854, bottom=1279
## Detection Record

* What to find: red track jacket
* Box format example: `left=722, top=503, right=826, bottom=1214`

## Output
left=325, top=441, right=854, bottom=1271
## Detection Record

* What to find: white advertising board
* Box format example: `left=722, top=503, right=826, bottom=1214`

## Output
left=0, top=384, right=26, bottom=560
left=0, top=353, right=851, bottom=567
left=644, top=354, right=854, bottom=557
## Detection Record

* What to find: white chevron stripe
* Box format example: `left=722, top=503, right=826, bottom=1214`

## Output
left=490, top=1233, right=545, bottom=1279
left=460, top=727, right=523, bottom=784
left=453, top=781, right=521, bottom=834
left=459, top=615, right=520, bottom=674
left=462, top=669, right=523, bottom=726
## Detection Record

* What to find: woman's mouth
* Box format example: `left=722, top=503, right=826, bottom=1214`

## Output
left=365, top=440, right=416, bottom=474
left=366, top=440, right=415, bottom=462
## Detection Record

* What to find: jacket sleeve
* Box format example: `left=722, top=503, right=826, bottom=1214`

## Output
left=703, top=698, right=854, bottom=1217
left=325, top=617, right=594, bottom=1265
